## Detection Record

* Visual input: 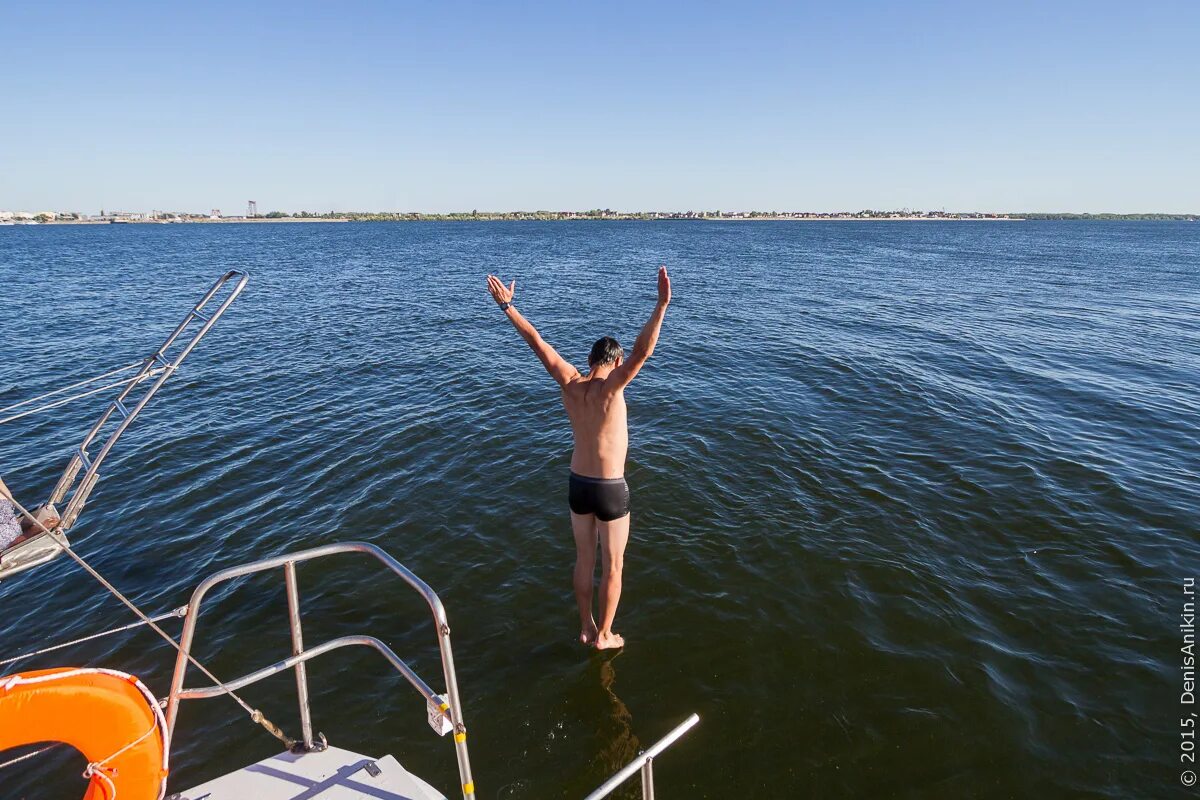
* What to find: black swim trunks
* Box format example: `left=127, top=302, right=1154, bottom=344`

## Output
left=568, top=472, right=630, bottom=521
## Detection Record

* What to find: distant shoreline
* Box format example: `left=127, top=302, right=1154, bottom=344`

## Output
left=706, top=216, right=1022, bottom=222
left=3, top=213, right=1196, bottom=226
left=24, top=217, right=351, bottom=226
left=28, top=216, right=1025, bottom=225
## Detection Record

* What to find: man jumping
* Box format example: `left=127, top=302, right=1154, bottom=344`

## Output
left=486, top=266, right=671, bottom=650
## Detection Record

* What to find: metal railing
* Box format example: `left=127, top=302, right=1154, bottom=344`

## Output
left=51, top=270, right=250, bottom=531
left=164, top=541, right=477, bottom=800
left=584, top=714, right=700, bottom=800
left=0, top=270, right=249, bottom=581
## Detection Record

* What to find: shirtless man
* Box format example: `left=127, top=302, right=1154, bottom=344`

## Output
left=486, top=266, right=670, bottom=650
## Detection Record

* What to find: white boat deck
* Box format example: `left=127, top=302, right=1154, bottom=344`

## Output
left=170, top=745, right=447, bottom=800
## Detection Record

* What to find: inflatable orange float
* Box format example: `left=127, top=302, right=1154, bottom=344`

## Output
left=0, top=667, right=169, bottom=800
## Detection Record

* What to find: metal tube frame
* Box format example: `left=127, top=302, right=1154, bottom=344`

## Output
left=173, top=635, right=441, bottom=703
left=0, top=271, right=249, bottom=582
left=284, top=561, right=314, bottom=750
left=583, top=714, right=700, bottom=800
left=50, top=270, right=250, bottom=531
left=641, top=757, right=655, bottom=800
left=164, top=541, right=476, bottom=800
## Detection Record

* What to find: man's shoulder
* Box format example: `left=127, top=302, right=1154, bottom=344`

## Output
left=560, top=375, right=620, bottom=396
left=581, top=376, right=624, bottom=400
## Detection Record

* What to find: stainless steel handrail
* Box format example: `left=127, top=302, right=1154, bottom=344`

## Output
left=583, top=714, right=700, bottom=800
left=51, top=270, right=250, bottom=531
left=164, top=541, right=476, bottom=800
left=0, top=271, right=249, bottom=582
left=173, top=635, right=439, bottom=702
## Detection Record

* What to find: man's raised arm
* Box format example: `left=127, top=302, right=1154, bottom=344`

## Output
left=609, top=266, right=671, bottom=389
left=487, top=274, right=581, bottom=387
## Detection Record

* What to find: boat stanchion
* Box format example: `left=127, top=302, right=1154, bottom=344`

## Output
left=284, top=560, right=316, bottom=751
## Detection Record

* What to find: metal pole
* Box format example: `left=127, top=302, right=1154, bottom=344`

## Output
left=165, top=543, right=475, bottom=773
left=433, top=610, right=476, bottom=798
left=165, top=598, right=200, bottom=738
left=641, top=757, right=655, bottom=800
left=583, top=714, right=699, bottom=800
left=285, top=560, right=315, bottom=750
left=175, top=635, right=440, bottom=702
left=51, top=270, right=248, bottom=530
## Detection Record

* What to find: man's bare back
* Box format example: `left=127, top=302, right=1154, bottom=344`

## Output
left=561, top=373, right=628, bottom=479
left=487, top=267, right=670, bottom=650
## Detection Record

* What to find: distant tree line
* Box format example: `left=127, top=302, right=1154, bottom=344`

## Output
left=1014, top=213, right=1198, bottom=220
left=208, top=210, right=1200, bottom=222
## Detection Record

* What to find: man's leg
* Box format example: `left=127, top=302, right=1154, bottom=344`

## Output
left=595, top=513, right=630, bottom=650
left=571, top=511, right=599, bottom=645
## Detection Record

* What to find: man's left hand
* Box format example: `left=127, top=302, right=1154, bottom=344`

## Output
left=487, top=274, right=516, bottom=307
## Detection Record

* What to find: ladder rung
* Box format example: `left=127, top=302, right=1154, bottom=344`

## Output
left=154, top=353, right=172, bottom=370
left=76, top=448, right=92, bottom=471
left=192, top=308, right=212, bottom=323
left=114, top=399, right=130, bottom=419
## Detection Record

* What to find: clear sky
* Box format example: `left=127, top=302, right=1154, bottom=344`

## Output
left=2, top=1, right=1196, bottom=214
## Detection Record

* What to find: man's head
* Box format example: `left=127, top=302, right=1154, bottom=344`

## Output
left=588, top=336, right=624, bottom=370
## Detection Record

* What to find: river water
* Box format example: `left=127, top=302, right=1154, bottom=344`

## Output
left=0, top=220, right=1197, bottom=798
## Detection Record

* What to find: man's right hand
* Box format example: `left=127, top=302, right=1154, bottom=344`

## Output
left=487, top=274, right=516, bottom=307
left=657, top=265, right=671, bottom=307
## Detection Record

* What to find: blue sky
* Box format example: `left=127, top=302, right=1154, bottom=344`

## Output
left=1, top=1, right=1196, bottom=213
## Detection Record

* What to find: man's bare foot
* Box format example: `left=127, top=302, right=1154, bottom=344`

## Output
left=579, top=618, right=599, bottom=646
left=594, top=631, right=624, bottom=651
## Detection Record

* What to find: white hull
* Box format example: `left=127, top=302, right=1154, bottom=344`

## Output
left=172, top=746, right=446, bottom=800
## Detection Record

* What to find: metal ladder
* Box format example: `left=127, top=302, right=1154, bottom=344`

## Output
left=0, top=270, right=248, bottom=580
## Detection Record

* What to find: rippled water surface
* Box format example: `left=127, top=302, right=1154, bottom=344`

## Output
left=1, top=221, right=1197, bottom=798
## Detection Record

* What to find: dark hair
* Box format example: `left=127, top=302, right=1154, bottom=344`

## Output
left=588, top=336, right=623, bottom=368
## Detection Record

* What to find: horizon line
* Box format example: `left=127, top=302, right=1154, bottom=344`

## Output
left=3, top=208, right=1197, bottom=218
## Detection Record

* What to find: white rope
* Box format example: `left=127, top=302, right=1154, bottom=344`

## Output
left=0, top=606, right=188, bottom=668
left=0, top=667, right=168, bottom=795
left=0, top=745, right=58, bottom=771
left=0, top=362, right=142, bottom=412
left=0, top=367, right=166, bottom=425
left=4, top=495, right=297, bottom=749
left=2, top=666, right=132, bottom=689
left=83, top=701, right=161, bottom=800
left=0, top=668, right=173, bottom=799
left=85, top=766, right=117, bottom=799
left=88, top=717, right=158, bottom=772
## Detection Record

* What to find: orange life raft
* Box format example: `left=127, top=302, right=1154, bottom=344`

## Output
left=0, top=667, right=169, bottom=800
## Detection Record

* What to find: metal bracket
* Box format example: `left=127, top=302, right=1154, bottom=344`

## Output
left=290, top=731, right=328, bottom=754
